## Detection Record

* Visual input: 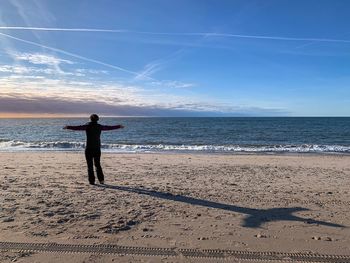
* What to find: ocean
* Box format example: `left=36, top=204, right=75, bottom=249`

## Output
left=0, top=117, right=349, bottom=154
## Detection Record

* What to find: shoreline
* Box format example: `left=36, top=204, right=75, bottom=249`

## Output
left=1, top=152, right=349, bottom=262
left=1, top=149, right=350, bottom=156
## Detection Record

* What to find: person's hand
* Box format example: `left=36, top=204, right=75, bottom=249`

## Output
left=63, top=126, right=68, bottom=129
left=119, top=125, right=125, bottom=129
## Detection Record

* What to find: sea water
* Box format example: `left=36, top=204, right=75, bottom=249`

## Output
left=0, top=117, right=349, bottom=154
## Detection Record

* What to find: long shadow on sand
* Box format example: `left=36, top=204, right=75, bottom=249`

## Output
left=96, top=184, right=344, bottom=229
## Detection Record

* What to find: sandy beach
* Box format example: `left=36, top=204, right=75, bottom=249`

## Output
left=0, top=152, right=349, bottom=262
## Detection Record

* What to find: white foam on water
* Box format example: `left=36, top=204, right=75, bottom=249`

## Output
left=0, top=139, right=349, bottom=153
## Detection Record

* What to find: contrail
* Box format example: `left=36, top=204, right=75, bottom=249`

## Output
left=1, top=26, right=350, bottom=43
left=0, top=32, right=153, bottom=79
left=0, top=26, right=127, bottom=33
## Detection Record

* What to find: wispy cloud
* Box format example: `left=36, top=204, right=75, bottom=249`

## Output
left=150, top=80, right=196, bottom=89
left=0, top=65, right=31, bottom=74
left=0, top=26, right=127, bottom=33
left=10, top=1, right=55, bottom=27
left=9, top=0, right=56, bottom=49
left=0, top=33, right=196, bottom=84
left=0, top=63, right=85, bottom=76
left=0, top=24, right=287, bottom=116
left=135, top=47, right=186, bottom=81
left=0, top=72, right=286, bottom=116
left=0, top=95, right=235, bottom=117
left=0, top=32, right=141, bottom=77
left=0, top=94, right=286, bottom=117
left=0, top=31, right=197, bottom=93
left=12, top=52, right=74, bottom=66
left=1, top=26, right=350, bottom=44
left=10, top=52, right=75, bottom=75
left=76, top=68, right=108, bottom=75
left=0, top=76, right=142, bottom=105
left=135, top=61, right=164, bottom=80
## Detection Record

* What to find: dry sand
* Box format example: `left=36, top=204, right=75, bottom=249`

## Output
left=0, top=152, right=349, bottom=262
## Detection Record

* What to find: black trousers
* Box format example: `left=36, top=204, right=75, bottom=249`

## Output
left=85, top=148, right=104, bottom=184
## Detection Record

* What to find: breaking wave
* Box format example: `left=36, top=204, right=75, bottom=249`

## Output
left=0, top=139, right=349, bottom=154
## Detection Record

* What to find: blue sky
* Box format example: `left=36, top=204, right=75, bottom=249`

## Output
left=0, top=0, right=349, bottom=116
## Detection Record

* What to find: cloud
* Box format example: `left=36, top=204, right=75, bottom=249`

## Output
left=76, top=68, right=108, bottom=75
left=12, top=52, right=74, bottom=66
left=0, top=74, right=158, bottom=107
left=10, top=1, right=56, bottom=26
left=0, top=63, right=87, bottom=77
left=10, top=0, right=56, bottom=42
left=0, top=95, right=286, bottom=117
left=135, top=48, right=186, bottom=80
left=135, top=61, right=163, bottom=80
left=150, top=80, right=196, bottom=89
left=0, top=65, right=31, bottom=74
left=7, top=52, right=80, bottom=76
left=7, top=75, right=45, bottom=80
left=0, top=88, right=209, bottom=116
left=0, top=26, right=287, bottom=116
left=0, top=73, right=287, bottom=116
left=0, top=32, right=142, bottom=77
left=0, top=32, right=197, bottom=89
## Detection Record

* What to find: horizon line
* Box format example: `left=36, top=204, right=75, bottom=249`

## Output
left=0, top=114, right=349, bottom=119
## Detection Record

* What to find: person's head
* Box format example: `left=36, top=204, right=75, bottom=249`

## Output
left=90, top=114, right=99, bottom=122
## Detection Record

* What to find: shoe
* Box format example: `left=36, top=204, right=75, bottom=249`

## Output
left=89, top=182, right=95, bottom=185
left=99, top=180, right=104, bottom=184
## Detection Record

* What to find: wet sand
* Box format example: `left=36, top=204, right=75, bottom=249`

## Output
left=0, top=152, right=349, bottom=262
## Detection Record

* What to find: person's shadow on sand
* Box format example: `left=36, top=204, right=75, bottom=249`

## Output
left=96, top=184, right=344, bottom=229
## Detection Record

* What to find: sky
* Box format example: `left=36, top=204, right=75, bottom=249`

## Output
left=0, top=0, right=349, bottom=117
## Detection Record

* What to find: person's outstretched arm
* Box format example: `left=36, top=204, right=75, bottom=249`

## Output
left=101, top=124, right=124, bottom=131
left=63, top=125, right=88, bottom=131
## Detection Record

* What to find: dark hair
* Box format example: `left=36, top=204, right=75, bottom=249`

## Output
left=90, top=114, right=99, bottom=122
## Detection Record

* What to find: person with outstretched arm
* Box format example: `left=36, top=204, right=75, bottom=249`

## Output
left=64, top=114, right=124, bottom=185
